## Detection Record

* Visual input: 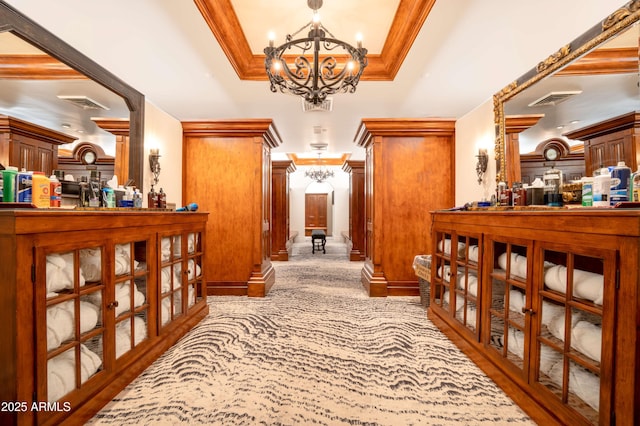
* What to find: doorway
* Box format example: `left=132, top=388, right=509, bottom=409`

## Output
left=305, top=193, right=328, bottom=236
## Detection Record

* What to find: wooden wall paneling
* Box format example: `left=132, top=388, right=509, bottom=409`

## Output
left=354, top=118, right=456, bottom=297
left=92, top=118, right=130, bottom=184
left=271, top=160, right=295, bottom=261
left=342, top=160, right=365, bottom=261
left=0, top=114, right=76, bottom=175
left=182, top=119, right=281, bottom=297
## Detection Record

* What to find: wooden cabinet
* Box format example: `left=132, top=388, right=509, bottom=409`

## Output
left=565, top=111, right=640, bottom=176
left=342, top=160, right=365, bottom=261
left=429, top=210, right=639, bottom=425
left=271, top=160, right=295, bottom=261
left=182, top=119, right=281, bottom=297
left=0, top=210, right=208, bottom=425
left=0, top=115, right=76, bottom=176
left=354, top=118, right=456, bottom=297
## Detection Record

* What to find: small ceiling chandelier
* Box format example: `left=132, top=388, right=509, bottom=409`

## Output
left=263, top=0, right=368, bottom=105
left=305, top=167, right=334, bottom=183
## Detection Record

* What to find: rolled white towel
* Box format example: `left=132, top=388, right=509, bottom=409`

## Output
left=47, top=252, right=84, bottom=292
left=502, top=327, right=562, bottom=373
left=498, top=252, right=528, bottom=279
left=114, top=316, right=148, bottom=358
left=507, top=289, right=526, bottom=313
left=548, top=311, right=583, bottom=342
left=544, top=265, right=604, bottom=305
left=161, top=297, right=172, bottom=326
left=504, top=327, right=525, bottom=360
left=438, top=265, right=452, bottom=283
left=572, top=320, right=602, bottom=363
left=541, top=301, right=565, bottom=327
left=46, top=301, right=75, bottom=350
left=79, top=248, right=101, bottom=282
left=187, top=233, right=196, bottom=254
left=47, top=344, right=102, bottom=402
left=468, top=245, right=480, bottom=262
left=161, top=237, right=172, bottom=261
left=548, top=361, right=600, bottom=411
left=442, top=291, right=465, bottom=313
left=438, top=239, right=466, bottom=258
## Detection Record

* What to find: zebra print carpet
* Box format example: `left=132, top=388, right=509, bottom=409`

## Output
left=88, top=239, right=534, bottom=425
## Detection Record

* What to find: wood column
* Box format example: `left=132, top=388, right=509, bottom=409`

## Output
left=504, top=115, right=544, bottom=186
left=271, top=160, right=295, bottom=261
left=342, top=160, right=365, bottom=261
left=182, top=119, right=282, bottom=297
left=354, top=118, right=456, bottom=297
left=92, top=118, right=131, bottom=185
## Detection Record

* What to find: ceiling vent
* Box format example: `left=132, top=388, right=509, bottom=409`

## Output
left=528, top=91, right=582, bottom=107
left=302, top=97, right=333, bottom=113
left=57, top=95, right=110, bottom=110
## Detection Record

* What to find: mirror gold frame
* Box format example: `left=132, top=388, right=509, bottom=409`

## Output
left=493, top=0, right=640, bottom=185
left=0, top=1, right=145, bottom=186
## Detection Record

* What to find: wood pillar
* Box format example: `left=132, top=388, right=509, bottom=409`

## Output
left=342, top=160, right=365, bottom=261
left=182, top=119, right=282, bottom=297
left=271, top=160, right=295, bottom=261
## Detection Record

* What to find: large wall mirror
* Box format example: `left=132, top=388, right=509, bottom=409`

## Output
left=0, top=1, right=144, bottom=186
left=494, top=1, right=640, bottom=185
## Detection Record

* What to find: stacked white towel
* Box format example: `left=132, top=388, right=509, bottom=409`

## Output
left=544, top=265, right=604, bottom=305
left=502, top=328, right=562, bottom=374
left=87, top=281, right=145, bottom=316
left=548, top=313, right=602, bottom=363
left=161, top=266, right=179, bottom=293
left=47, top=344, right=102, bottom=402
left=548, top=362, right=600, bottom=411
left=113, top=316, right=148, bottom=358
left=79, top=248, right=101, bottom=282
left=468, top=245, right=480, bottom=262
left=115, top=244, right=139, bottom=276
left=161, top=297, right=172, bottom=326
left=507, top=291, right=565, bottom=327
left=47, top=252, right=85, bottom=293
left=438, top=239, right=466, bottom=258
left=175, top=259, right=202, bottom=281
left=46, top=300, right=100, bottom=351
left=497, top=252, right=528, bottom=279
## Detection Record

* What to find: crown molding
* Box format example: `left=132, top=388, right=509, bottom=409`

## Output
left=194, top=0, right=436, bottom=81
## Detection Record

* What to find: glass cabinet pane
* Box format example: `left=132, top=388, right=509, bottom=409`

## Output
left=160, top=234, right=184, bottom=327
left=45, top=248, right=104, bottom=402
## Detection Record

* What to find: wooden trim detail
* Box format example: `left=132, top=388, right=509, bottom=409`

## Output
left=0, top=114, right=76, bottom=145
left=287, top=152, right=351, bottom=166
left=557, top=47, right=638, bottom=76
left=354, top=118, right=457, bottom=147
left=193, top=0, right=436, bottom=81
left=182, top=119, right=282, bottom=148
left=0, top=54, right=87, bottom=79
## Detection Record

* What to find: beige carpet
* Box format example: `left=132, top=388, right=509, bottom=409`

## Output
left=88, top=239, right=534, bottom=425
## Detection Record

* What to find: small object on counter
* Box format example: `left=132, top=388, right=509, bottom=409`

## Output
left=49, top=174, right=61, bottom=207
left=133, top=189, right=143, bottom=208
left=2, top=166, right=18, bottom=202
left=177, top=202, right=198, bottom=212
left=157, top=188, right=167, bottom=209
left=147, top=185, right=157, bottom=208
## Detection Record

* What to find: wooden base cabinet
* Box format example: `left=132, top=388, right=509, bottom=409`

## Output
left=0, top=210, right=208, bottom=426
left=429, top=210, right=639, bottom=426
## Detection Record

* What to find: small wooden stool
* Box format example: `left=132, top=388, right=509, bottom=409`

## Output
left=311, top=230, right=326, bottom=254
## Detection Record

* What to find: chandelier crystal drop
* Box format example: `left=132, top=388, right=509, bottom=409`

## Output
left=263, top=0, right=368, bottom=105
left=305, top=167, right=334, bottom=183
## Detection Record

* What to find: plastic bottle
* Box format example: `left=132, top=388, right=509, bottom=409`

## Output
left=2, top=166, right=18, bottom=202
left=630, top=168, right=640, bottom=202
left=32, top=171, right=50, bottom=208
left=17, top=170, right=33, bottom=203
left=593, top=172, right=611, bottom=207
left=610, top=161, right=631, bottom=205
left=49, top=174, right=61, bottom=207
left=581, top=176, right=594, bottom=207
left=133, top=189, right=143, bottom=208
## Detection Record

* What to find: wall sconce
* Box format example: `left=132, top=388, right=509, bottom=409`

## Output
left=476, top=148, right=488, bottom=184
left=149, top=148, right=161, bottom=185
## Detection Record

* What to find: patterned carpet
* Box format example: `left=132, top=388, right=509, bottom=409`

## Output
left=88, top=239, right=534, bottom=425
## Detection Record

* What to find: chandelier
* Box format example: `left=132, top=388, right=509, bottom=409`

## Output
left=305, top=167, right=334, bottom=183
left=263, top=0, right=368, bottom=105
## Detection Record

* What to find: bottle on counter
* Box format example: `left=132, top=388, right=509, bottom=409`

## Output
left=157, top=188, right=167, bottom=209
left=610, top=161, right=631, bottom=205
left=32, top=171, right=50, bottom=208
left=147, top=185, right=157, bottom=208
left=49, top=174, right=61, bottom=207
left=133, top=189, right=143, bottom=208
left=630, top=168, right=640, bottom=202
left=2, top=166, right=18, bottom=202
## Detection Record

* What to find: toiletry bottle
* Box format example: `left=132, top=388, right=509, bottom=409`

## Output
left=133, top=189, right=143, bottom=208
left=147, top=185, right=157, bottom=208
left=610, top=161, right=631, bottom=205
left=157, top=188, right=167, bottom=209
left=49, top=174, right=61, bottom=207
left=32, top=171, right=50, bottom=208
left=2, top=166, right=18, bottom=202
left=629, top=168, right=640, bottom=202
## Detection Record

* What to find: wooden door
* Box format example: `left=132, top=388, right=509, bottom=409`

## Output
left=305, top=193, right=327, bottom=236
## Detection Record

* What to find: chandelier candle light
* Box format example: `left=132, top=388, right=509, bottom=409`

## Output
left=264, top=0, right=368, bottom=105
left=305, top=167, right=334, bottom=183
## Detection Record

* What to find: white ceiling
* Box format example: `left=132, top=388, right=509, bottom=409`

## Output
left=0, top=0, right=630, bottom=158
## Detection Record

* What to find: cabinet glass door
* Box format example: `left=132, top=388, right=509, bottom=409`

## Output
left=486, top=239, right=530, bottom=374
left=159, top=234, right=184, bottom=327
left=112, top=240, right=150, bottom=359
left=37, top=245, right=106, bottom=407
left=533, top=245, right=614, bottom=425
left=183, top=232, right=204, bottom=309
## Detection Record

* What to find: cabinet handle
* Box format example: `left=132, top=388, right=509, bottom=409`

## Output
left=184, top=270, right=191, bottom=275
left=521, top=307, right=535, bottom=315
left=107, top=301, right=119, bottom=310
